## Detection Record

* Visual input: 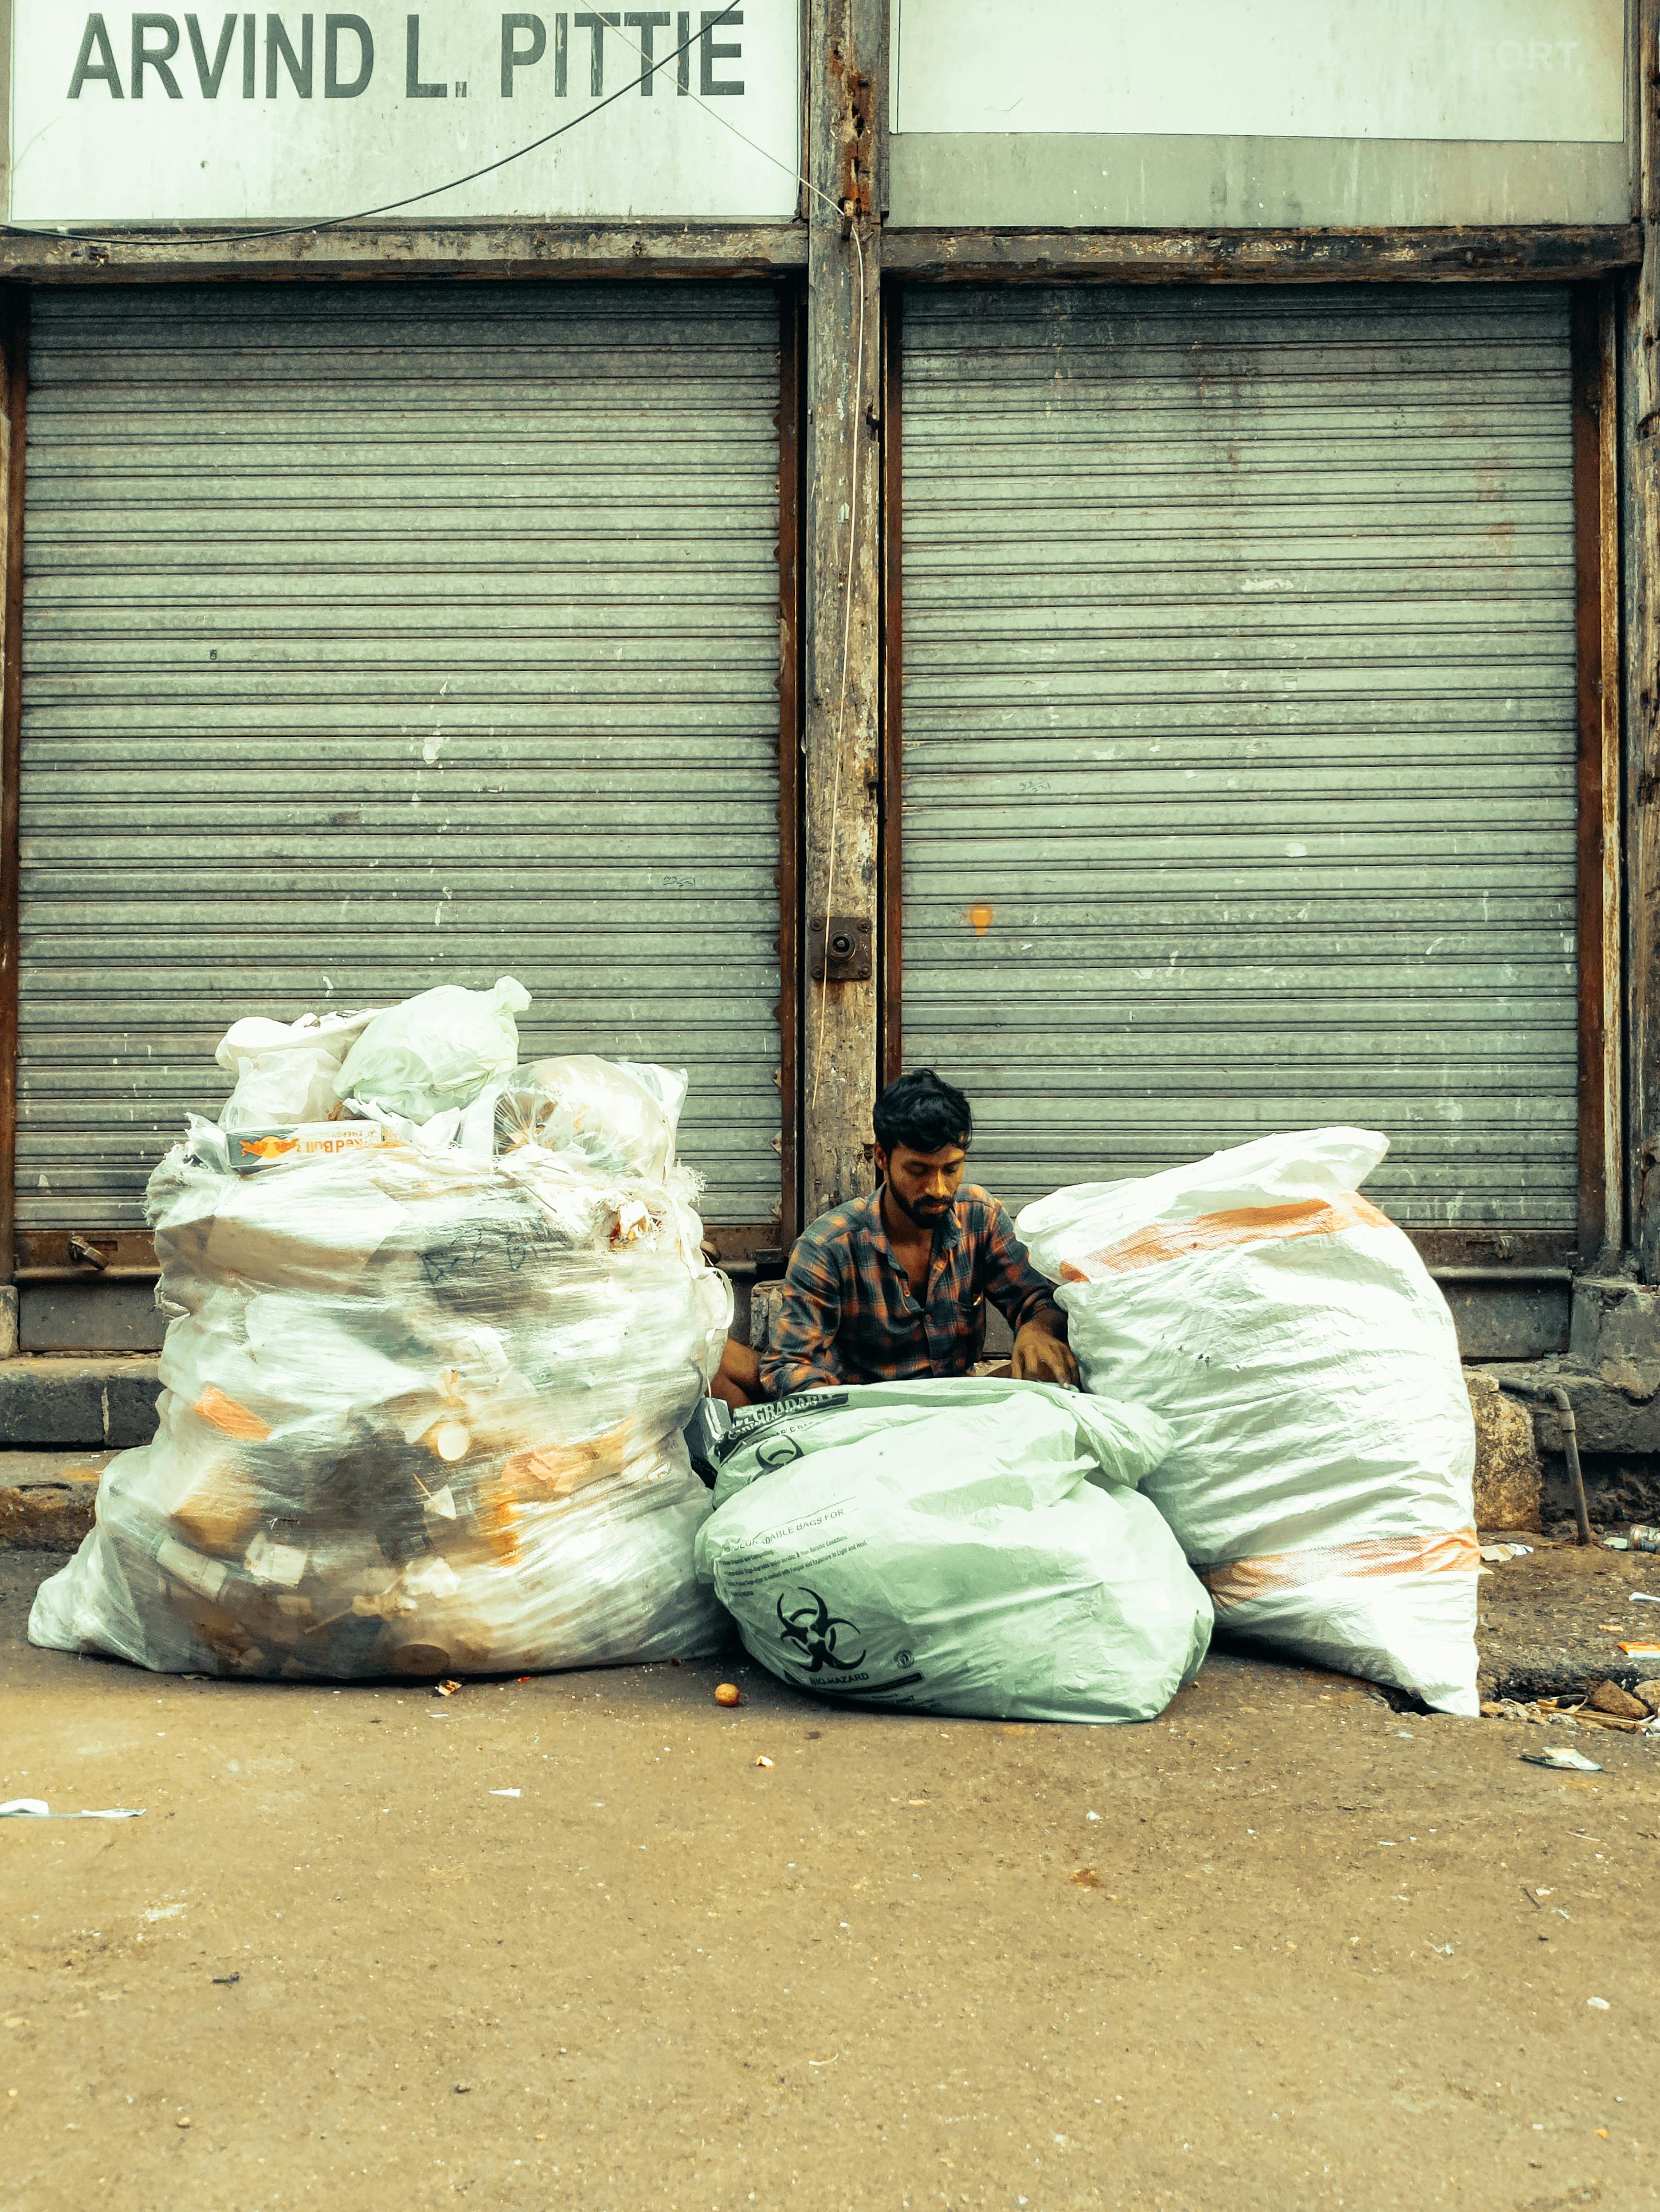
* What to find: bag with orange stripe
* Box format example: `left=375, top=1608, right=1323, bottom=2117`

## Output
left=1018, top=1128, right=1480, bottom=1715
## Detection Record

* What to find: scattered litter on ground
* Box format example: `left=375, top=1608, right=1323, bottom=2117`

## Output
left=1070, top=1868, right=1102, bottom=1889
left=211, top=1972, right=240, bottom=1986
left=0, top=1798, right=144, bottom=1820
left=1587, top=1997, right=1611, bottom=2010
left=1520, top=1746, right=1603, bottom=1772
left=1484, top=1676, right=1660, bottom=1733
left=1629, top=1593, right=1660, bottom=1604
left=1481, top=1543, right=1533, bottom=1563
left=1630, top=1527, right=1660, bottom=1554
left=753, top=1755, right=774, bottom=1768
left=1584, top=1677, right=1649, bottom=1719
left=1605, top=1538, right=1630, bottom=1551
left=434, top=1680, right=462, bottom=1697
left=714, top=1682, right=741, bottom=1707
left=1618, top=1642, right=1660, bottom=1657
left=488, top=1787, right=521, bottom=1798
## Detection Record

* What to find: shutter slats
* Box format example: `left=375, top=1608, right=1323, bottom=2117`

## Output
left=19, top=281, right=786, bottom=1232
left=900, top=284, right=1579, bottom=1229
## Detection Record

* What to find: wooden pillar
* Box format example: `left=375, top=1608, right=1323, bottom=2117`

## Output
left=1633, top=0, right=1660, bottom=1278
left=801, top=0, right=883, bottom=1226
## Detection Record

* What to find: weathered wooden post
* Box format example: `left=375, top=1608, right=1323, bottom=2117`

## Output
left=802, top=0, right=884, bottom=1225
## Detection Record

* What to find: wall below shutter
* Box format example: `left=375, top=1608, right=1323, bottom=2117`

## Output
left=19, top=281, right=786, bottom=1238
left=899, top=283, right=1580, bottom=1233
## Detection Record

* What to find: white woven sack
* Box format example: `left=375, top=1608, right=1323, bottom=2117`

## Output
left=1018, top=1128, right=1479, bottom=1715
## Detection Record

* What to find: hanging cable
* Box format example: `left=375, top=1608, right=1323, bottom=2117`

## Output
left=0, top=3, right=744, bottom=249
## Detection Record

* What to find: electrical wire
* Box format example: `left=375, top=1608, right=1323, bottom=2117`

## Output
left=0, top=2, right=744, bottom=248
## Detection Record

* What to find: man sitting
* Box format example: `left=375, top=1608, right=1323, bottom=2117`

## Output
left=760, top=1069, right=1078, bottom=1398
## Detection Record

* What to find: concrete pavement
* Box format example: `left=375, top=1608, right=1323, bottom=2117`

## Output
left=3, top=1550, right=1658, bottom=2212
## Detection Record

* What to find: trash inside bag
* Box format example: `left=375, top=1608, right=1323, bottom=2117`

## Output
left=499, top=1056, right=687, bottom=1183
left=30, top=991, right=730, bottom=1682
left=695, top=1377, right=1212, bottom=1724
left=333, top=977, right=530, bottom=1124
left=1018, top=1127, right=1480, bottom=1716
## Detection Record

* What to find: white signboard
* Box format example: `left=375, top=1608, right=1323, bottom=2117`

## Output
left=893, top=0, right=1626, bottom=143
left=10, top=3, right=800, bottom=222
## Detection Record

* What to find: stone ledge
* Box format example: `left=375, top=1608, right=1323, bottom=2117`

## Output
left=0, top=1356, right=161, bottom=1448
left=1474, top=1356, right=1660, bottom=1459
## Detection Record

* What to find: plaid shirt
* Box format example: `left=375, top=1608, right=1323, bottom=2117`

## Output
left=760, top=1185, right=1062, bottom=1398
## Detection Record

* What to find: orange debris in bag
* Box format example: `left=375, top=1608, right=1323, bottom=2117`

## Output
left=169, top=1457, right=264, bottom=1556
left=193, top=1386, right=272, bottom=1444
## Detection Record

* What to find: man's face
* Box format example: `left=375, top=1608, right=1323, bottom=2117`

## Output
left=876, top=1141, right=967, bottom=1231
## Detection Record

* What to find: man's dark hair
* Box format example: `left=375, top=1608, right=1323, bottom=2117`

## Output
left=872, top=1069, right=972, bottom=1157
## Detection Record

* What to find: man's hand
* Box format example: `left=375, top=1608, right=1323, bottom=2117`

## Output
left=1010, top=1310, right=1079, bottom=1387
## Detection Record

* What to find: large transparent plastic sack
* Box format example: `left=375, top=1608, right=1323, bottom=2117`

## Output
left=1018, top=1128, right=1479, bottom=1715
left=30, top=1074, right=731, bottom=1681
left=217, top=1007, right=379, bottom=1132
left=696, top=1377, right=1211, bottom=1724
left=333, top=978, right=530, bottom=1123
left=499, top=1057, right=688, bottom=1182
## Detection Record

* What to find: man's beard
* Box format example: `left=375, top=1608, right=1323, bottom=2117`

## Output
left=889, top=1184, right=952, bottom=1231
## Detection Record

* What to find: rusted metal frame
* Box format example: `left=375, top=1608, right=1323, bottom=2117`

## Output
left=882, top=226, right=1646, bottom=284
left=879, top=278, right=904, bottom=1089
left=1599, top=274, right=1627, bottom=1270
left=17, top=1230, right=154, bottom=1278
left=1570, top=283, right=1622, bottom=1270
left=878, top=263, right=1608, bottom=1267
left=1405, top=1227, right=1590, bottom=1271
left=774, top=279, right=806, bottom=1256
left=0, top=223, right=811, bottom=285
left=11, top=261, right=799, bottom=1287
left=1633, top=0, right=1660, bottom=1281
left=0, top=286, right=26, bottom=1290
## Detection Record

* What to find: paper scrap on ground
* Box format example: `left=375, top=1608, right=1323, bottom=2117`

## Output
left=1520, top=1747, right=1603, bottom=1773
left=488, top=1788, right=521, bottom=1798
left=0, top=1798, right=145, bottom=1820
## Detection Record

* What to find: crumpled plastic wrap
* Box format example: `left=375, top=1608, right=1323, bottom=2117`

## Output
left=30, top=1060, right=732, bottom=1682
left=333, top=978, right=530, bottom=1124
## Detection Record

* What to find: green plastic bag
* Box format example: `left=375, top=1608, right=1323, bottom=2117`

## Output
left=694, top=1377, right=1212, bottom=1724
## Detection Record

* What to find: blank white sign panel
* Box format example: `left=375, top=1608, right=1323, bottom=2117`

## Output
left=892, top=0, right=1626, bottom=143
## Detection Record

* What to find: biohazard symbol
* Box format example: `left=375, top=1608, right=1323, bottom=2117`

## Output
left=776, top=1586, right=865, bottom=1673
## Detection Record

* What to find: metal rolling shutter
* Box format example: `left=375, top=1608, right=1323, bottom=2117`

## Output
left=900, top=283, right=1579, bottom=1229
left=20, top=280, right=785, bottom=1237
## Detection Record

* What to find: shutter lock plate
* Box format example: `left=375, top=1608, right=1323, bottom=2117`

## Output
left=810, top=915, right=873, bottom=983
